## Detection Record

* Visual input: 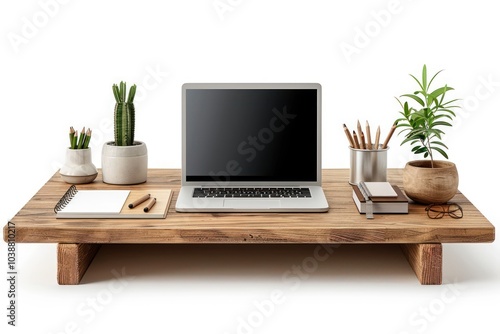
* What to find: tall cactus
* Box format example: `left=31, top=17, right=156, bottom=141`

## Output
left=112, top=81, right=137, bottom=146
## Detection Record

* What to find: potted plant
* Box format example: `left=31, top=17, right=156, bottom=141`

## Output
left=60, top=126, right=98, bottom=184
left=395, top=65, right=460, bottom=204
left=101, top=81, right=148, bottom=185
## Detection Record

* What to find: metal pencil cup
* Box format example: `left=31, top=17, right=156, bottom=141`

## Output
left=349, top=145, right=388, bottom=185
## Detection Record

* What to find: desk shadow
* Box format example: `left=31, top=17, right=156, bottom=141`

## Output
left=442, top=244, right=500, bottom=284
left=81, top=244, right=418, bottom=284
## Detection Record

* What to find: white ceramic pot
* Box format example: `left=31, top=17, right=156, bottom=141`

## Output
left=101, top=141, right=148, bottom=185
left=60, top=147, right=98, bottom=184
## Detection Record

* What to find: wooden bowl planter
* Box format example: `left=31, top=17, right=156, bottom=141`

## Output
left=403, top=160, right=458, bottom=204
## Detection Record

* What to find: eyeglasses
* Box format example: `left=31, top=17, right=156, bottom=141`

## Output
left=425, top=203, right=463, bottom=219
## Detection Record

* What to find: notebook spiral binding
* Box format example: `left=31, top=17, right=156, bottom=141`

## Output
left=53, top=185, right=79, bottom=213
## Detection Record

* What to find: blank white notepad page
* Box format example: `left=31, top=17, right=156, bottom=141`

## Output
left=60, top=190, right=130, bottom=214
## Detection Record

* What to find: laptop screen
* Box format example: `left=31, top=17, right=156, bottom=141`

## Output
left=184, top=84, right=320, bottom=183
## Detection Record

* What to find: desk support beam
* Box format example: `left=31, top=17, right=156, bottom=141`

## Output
left=57, top=244, right=101, bottom=285
left=400, top=243, right=442, bottom=285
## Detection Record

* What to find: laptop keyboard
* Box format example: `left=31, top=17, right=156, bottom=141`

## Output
left=192, top=187, right=312, bottom=198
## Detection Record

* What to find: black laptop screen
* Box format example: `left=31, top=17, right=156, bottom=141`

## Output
left=185, top=88, right=318, bottom=182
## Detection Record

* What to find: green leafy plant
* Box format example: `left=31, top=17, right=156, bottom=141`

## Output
left=395, top=65, right=460, bottom=167
left=112, top=81, right=137, bottom=146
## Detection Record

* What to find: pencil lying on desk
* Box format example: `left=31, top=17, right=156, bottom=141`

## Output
left=143, top=197, right=157, bottom=212
left=128, top=193, right=151, bottom=208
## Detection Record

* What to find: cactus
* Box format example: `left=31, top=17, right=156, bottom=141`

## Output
left=112, top=81, right=137, bottom=146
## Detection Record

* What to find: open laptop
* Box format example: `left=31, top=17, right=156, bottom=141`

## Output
left=175, top=83, right=329, bottom=212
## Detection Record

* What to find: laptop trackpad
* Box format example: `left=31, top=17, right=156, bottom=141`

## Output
left=223, top=199, right=281, bottom=209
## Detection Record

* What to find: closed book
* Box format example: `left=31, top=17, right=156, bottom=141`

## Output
left=352, top=184, right=408, bottom=214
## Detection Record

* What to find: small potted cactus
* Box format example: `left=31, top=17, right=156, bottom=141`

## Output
left=101, top=81, right=148, bottom=185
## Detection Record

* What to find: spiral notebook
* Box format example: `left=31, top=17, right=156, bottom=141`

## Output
left=54, top=185, right=172, bottom=219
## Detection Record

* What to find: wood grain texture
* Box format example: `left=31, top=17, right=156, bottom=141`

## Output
left=3, top=169, right=496, bottom=244
left=403, top=160, right=459, bottom=204
left=400, top=244, right=443, bottom=285
left=57, top=244, right=101, bottom=285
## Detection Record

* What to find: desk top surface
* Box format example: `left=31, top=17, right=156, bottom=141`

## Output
left=4, top=169, right=495, bottom=244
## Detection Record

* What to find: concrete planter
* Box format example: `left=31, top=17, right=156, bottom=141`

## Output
left=101, top=141, right=148, bottom=185
left=60, top=147, right=98, bottom=184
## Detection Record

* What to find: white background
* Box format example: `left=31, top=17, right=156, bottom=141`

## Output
left=1, top=0, right=499, bottom=333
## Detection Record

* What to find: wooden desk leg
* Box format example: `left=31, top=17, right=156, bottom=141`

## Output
left=400, top=243, right=442, bottom=285
left=57, top=244, right=101, bottom=285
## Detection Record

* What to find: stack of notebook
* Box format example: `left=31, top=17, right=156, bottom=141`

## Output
left=352, top=181, right=408, bottom=214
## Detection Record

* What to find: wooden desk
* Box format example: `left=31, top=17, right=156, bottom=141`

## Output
left=3, top=169, right=495, bottom=285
